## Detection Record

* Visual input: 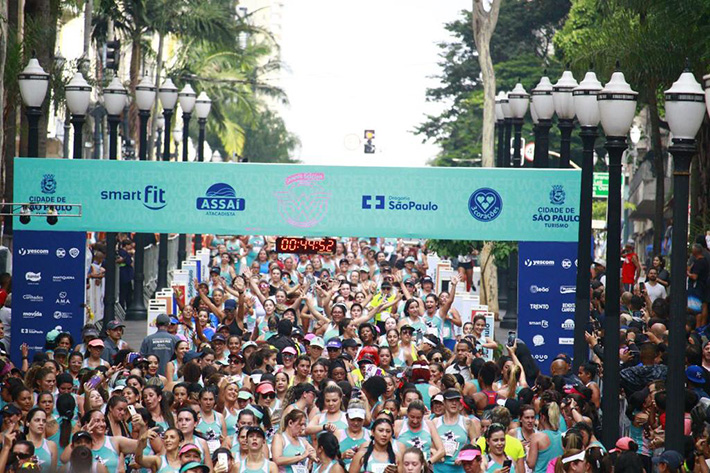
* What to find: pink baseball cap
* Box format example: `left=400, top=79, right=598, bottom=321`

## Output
left=179, top=443, right=202, bottom=457
left=610, top=436, right=637, bottom=453
left=304, top=334, right=316, bottom=342
left=283, top=346, right=297, bottom=356
left=456, top=448, right=481, bottom=462
left=256, top=382, right=275, bottom=395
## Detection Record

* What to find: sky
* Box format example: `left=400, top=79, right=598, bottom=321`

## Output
left=277, top=1, right=471, bottom=167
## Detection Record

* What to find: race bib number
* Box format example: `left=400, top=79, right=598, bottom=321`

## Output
left=293, top=464, right=308, bottom=473
left=444, top=439, right=459, bottom=457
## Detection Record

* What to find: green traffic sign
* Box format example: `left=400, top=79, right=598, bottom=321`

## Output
left=593, top=172, right=609, bottom=198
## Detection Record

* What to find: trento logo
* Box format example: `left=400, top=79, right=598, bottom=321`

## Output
left=529, top=303, right=550, bottom=310
left=524, top=259, right=555, bottom=267
left=530, top=285, right=549, bottom=294
left=100, top=185, right=167, bottom=210
left=196, top=183, right=246, bottom=216
left=560, top=285, right=576, bottom=294
left=562, top=319, right=575, bottom=330
left=25, top=272, right=41, bottom=283
left=362, top=195, right=385, bottom=210
left=468, top=188, right=502, bottom=222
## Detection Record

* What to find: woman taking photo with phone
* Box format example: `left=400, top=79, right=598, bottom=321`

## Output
left=135, top=427, right=184, bottom=473
left=337, top=400, right=371, bottom=471
left=484, top=423, right=515, bottom=473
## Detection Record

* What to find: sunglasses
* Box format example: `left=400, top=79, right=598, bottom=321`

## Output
left=283, top=354, right=294, bottom=358
left=261, top=393, right=276, bottom=399
left=14, top=453, right=32, bottom=460
left=431, top=357, right=442, bottom=362
left=229, top=358, right=243, bottom=364
left=327, top=347, right=340, bottom=351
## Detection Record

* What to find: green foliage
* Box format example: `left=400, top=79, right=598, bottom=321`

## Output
left=426, top=240, right=518, bottom=269
left=241, top=109, right=300, bottom=163
left=416, top=1, right=576, bottom=167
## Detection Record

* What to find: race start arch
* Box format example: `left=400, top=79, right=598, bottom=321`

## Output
left=14, top=158, right=581, bottom=371
left=15, top=159, right=580, bottom=240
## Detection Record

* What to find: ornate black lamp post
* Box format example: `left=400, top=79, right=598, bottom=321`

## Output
left=495, top=92, right=505, bottom=168
left=18, top=57, right=49, bottom=157
left=194, top=91, right=212, bottom=252
left=508, top=82, right=529, bottom=168
left=531, top=74, right=555, bottom=168
left=553, top=69, right=578, bottom=168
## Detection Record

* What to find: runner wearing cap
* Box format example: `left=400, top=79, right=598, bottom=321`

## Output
left=457, top=445, right=484, bottom=473
left=433, top=389, right=480, bottom=473
left=179, top=441, right=204, bottom=464
left=337, top=398, right=371, bottom=470
left=239, top=427, right=277, bottom=473
left=82, top=339, right=109, bottom=369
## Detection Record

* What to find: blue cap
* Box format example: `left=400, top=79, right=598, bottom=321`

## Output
left=183, top=351, right=205, bottom=363
left=652, top=450, right=684, bottom=470
left=169, top=317, right=180, bottom=325
left=224, top=299, right=237, bottom=310
left=326, top=338, right=342, bottom=349
left=686, top=365, right=705, bottom=384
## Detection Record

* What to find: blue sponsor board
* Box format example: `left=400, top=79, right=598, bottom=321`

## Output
left=13, top=230, right=86, bottom=366
left=518, top=241, right=578, bottom=374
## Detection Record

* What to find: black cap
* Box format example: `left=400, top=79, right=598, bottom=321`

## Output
left=381, top=281, right=393, bottom=289
left=72, top=431, right=92, bottom=443
left=443, top=389, right=462, bottom=400
left=342, top=339, right=359, bottom=349
left=246, top=426, right=266, bottom=438
left=212, top=334, right=226, bottom=343
left=1, top=404, right=20, bottom=416
left=421, top=276, right=434, bottom=285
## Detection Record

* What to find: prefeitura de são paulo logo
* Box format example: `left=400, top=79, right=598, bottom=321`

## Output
left=275, top=173, right=331, bottom=228
left=41, top=174, right=57, bottom=194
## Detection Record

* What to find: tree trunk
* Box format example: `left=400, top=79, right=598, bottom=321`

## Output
left=0, top=0, right=8, bottom=189
left=693, top=118, right=710, bottom=233
left=128, top=36, right=142, bottom=144
left=3, top=0, right=19, bottom=207
left=647, top=89, right=665, bottom=256
left=479, top=241, right=500, bottom=317
left=471, top=0, right=500, bottom=168
left=148, top=33, right=164, bottom=161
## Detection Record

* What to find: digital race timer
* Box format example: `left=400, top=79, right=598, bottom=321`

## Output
left=275, top=237, right=337, bottom=254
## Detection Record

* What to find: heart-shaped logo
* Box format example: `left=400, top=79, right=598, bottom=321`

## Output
left=468, top=188, right=502, bottom=222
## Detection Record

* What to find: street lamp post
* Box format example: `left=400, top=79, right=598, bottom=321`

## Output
left=500, top=92, right=513, bottom=167
left=156, top=78, right=179, bottom=292
left=508, top=82, right=529, bottom=168
left=178, top=84, right=197, bottom=260
left=101, top=77, right=128, bottom=333
left=597, top=67, right=637, bottom=449
left=553, top=69, right=578, bottom=168
left=495, top=92, right=505, bottom=168
left=65, top=71, right=92, bottom=159
left=125, top=76, right=155, bottom=321
left=531, top=74, right=555, bottom=168
left=571, top=69, right=603, bottom=369
left=18, top=57, right=49, bottom=157
left=530, top=100, right=540, bottom=167
left=664, top=69, right=706, bottom=452
left=194, top=91, right=212, bottom=252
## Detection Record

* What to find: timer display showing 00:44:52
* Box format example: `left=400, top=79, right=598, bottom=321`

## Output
left=275, top=237, right=337, bottom=254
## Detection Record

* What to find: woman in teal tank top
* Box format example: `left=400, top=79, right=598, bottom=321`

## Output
left=395, top=401, right=445, bottom=462
left=136, top=427, right=184, bottom=473
left=433, top=399, right=474, bottom=473
left=272, top=409, right=314, bottom=473
left=25, top=408, right=57, bottom=473
left=240, top=427, right=275, bottom=473
left=307, top=385, right=348, bottom=434
left=84, top=409, right=140, bottom=473
left=338, top=404, right=370, bottom=470
left=196, top=389, right=227, bottom=453
left=527, top=403, right=563, bottom=473
left=351, top=419, right=403, bottom=473
left=313, top=433, right=345, bottom=473
left=484, top=424, right=516, bottom=473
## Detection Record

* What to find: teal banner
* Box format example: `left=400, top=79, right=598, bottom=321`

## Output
left=14, top=158, right=580, bottom=241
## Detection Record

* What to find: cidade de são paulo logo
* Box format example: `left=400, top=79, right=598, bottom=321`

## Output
left=100, top=185, right=167, bottom=210
left=361, top=195, right=438, bottom=212
left=196, top=183, right=246, bottom=216
left=531, top=184, right=579, bottom=229
left=468, top=188, right=502, bottom=222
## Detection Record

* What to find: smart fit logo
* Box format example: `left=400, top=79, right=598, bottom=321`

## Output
left=362, top=195, right=385, bottom=210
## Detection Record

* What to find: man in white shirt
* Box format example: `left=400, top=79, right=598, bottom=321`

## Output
left=644, top=268, right=666, bottom=303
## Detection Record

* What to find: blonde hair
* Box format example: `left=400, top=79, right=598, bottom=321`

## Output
left=542, top=401, right=561, bottom=431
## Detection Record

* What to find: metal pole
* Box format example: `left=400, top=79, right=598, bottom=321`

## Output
left=27, top=107, right=42, bottom=157
left=531, top=124, right=540, bottom=168
left=665, top=138, right=695, bottom=452
left=195, top=117, right=207, bottom=251
left=500, top=249, right=518, bottom=329
left=535, top=119, right=552, bottom=168
left=126, top=109, right=151, bottom=320
left=178, top=111, right=191, bottom=261
left=601, top=135, right=625, bottom=449
left=503, top=118, right=512, bottom=167
left=156, top=108, right=173, bottom=291
left=559, top=118, right=574, bottom=168
left=102, top=114, right=121, bottom=334
left=512, top=118, right=523, bottom=167
left=496, top=120, right=505, bottom=168
left=71, top=115, right=86, bottom=159
left=573, top=126, right=597, bottom=368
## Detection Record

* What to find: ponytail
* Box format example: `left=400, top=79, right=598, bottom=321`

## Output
left=56, top=393, right=76, bottom=448
left=542, top=402, right=561, bottom=431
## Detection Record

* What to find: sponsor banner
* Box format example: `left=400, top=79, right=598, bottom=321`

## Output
left=14, top=159, right=580, bottom=241
left=13, top=230, right=85, bottom=366
left=518, top=241, right=578, bottom=374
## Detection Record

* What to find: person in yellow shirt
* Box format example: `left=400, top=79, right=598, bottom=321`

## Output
left=476, top=407, right=526, bottom=473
